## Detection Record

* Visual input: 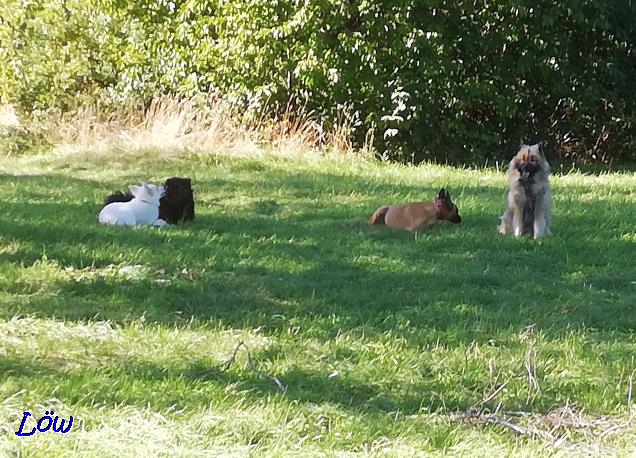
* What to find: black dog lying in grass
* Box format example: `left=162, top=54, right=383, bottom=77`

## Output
left=104, top=177, right=195, bottom=225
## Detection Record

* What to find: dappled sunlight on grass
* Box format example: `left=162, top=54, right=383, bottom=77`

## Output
left=0, top=152, right=635, bottom=455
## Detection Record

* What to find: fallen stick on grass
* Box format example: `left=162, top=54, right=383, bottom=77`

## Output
left=452, top=411, right=567, bottom=447
left=463, top=371, right=567, bottom=447
left=221, top=340, right=287, bottom=393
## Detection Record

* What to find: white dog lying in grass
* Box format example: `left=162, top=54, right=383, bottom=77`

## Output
left=98, top=183, right=167, bottom=227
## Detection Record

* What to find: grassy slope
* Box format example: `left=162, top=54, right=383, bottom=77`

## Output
left=0, top=150, right=635, bottom=457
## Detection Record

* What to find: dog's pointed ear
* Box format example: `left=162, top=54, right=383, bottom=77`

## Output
left=438, top=188, right=446, bottom=199
left=538, top=142, right=546, bottom=157
left=129, top=185, right=141, bottom=195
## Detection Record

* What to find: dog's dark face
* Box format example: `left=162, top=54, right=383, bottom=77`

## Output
left=159, top=177, right=195, bottom=224
left=512, top=144, right=547, bottom=182
left=163, top=177, right=192, bottom=201
left=435, top=188, right=461, bottom=223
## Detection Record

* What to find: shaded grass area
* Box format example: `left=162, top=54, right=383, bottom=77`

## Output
left=0, top=152, right=635, bottom=456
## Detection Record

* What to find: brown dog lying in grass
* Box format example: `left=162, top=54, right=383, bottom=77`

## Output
left=370, top=188, right=461, bottom=235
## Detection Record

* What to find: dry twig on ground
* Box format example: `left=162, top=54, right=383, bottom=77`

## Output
left=221, top=340, right=287, bottom=393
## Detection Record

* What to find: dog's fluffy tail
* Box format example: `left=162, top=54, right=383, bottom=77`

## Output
left=104, top=191, right=134, bottom=206
left=370, top=206, right=389, bottom=225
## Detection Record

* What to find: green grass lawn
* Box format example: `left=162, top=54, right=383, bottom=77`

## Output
left=0, top=149, right=635, bottom=456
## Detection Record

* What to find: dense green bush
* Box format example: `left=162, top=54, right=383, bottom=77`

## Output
left=1, top=0, right=634, bottom=163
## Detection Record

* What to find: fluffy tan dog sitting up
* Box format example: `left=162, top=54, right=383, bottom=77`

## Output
left=370, top=188, right=461, bottom=236
left=498, top=143, right=552, bottom=239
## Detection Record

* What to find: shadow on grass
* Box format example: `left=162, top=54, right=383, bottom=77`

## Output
left=1, top=167, right=635, bottom=340
left=4, top=340, right=622, bottom=418
left=0, top=349, right=473, bottom=415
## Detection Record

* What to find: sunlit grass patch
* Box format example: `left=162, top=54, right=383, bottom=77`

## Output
left=0, top=147, right=635, bottom=456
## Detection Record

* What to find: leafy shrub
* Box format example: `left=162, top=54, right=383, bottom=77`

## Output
left=1, top=0, right=634, bottom=163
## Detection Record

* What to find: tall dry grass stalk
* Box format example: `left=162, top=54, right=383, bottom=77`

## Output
left=40, top=97, right=367, bottom=160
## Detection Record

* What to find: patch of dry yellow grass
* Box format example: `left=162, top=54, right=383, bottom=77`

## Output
left=2, top=97, right=372, bottom=161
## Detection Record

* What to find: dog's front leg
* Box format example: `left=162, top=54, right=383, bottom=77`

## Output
left=152, top=219, right=169, bottom=227
left=533, top=214, right=546, bottom=239
left=512, top=208, right=524, bottom=237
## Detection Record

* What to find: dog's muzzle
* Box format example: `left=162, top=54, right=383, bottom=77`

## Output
left=517, top=163, right=539, bottom=181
